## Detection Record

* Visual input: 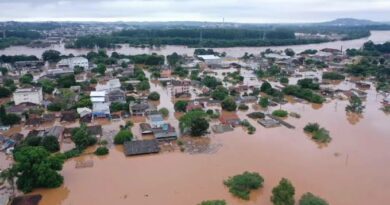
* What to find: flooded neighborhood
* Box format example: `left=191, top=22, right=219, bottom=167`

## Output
left=0, top=11, right=390, bottom=205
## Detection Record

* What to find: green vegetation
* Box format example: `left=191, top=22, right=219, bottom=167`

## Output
left=199, top=200, right=226, bottom=205
left=259, top=97, right=269, bottom=108
left=19, top=73, right=34, bottom=84
left=114, top=129, right=133, bottom=145
left=190, top=117, right=210, bottom=137
left=202, top=76, right=222, bottom=89
left=71, top=124, right=97, bottom=150
left=211, top=86, right=229, bottom=101
left=16, top=136, right=60, bottom=153
left=158, top=108, right=169, bottom=118
left=42, top=50, right=61, bottom=63
left=179, top=110, right=208, bottom=133
left=247, top=112, right=265, bottom=119
left=241, top=120, right=256, bottom=134
left=148, top=91, right=160, bottom=101
left=174, top=100, right=188, bottom=112
left=272, top=109, right=288, bottom=117
left=221, top=96, right=237, bottom=111
left=297, top=79, right=320, bottom=90
left=0, top=87, right=11, bottom=98
left=224, top=71, right=244, bottom=84
left=224, top=171, right=264, bottom=200
left=271, top=178, right=295, bottom=205
left=12, top=146, right=64, bottom=193
left=260, top=81, right=285, bottom=102
left=304, top=123, right=331, bottom=144
left=172, top=66, right=189, bottom=77
left=0, top=105, right=21, bottom=126
left=299, top=193, right=329, bottom=205
left=95, top=147, right=109, bottom=156
left=167, top=52, right=184, bottom=66
left=280, top=77, right=289, bottom=84
left=322, top=72, right=345, bottom=80
left=283, top=85, right=325, bottom=104
left=346, top=96, right=365, bottom=114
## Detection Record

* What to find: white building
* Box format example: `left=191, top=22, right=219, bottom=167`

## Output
left=95, top=79, right=121, bottom=92
left=198, top=55, right=221, bottom=65
left=90, top=91, right=110, bottom=117
left=57, top=57, right=89, bottom=70
left=13, top=87, right=43, bottom=105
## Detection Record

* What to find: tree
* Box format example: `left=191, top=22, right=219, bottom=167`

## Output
left=1, top=113, right=21, bottom=126
left=299, top=193, right=328, bottom=205
left=190, top=118, right=209, bottom=136
left=0, top=87, right=11, bottom=98
left=221, top=96, right=237, bottom=111
left=158, top=108, right=169, bottom=118
left=47, top=103, right=62, bottom=112
left=19, top=73, right=33, bottom=84
left=202, top=76, right=221, bottom=89
left=167, top=52, right=183, bottom=66
left=97, top=63, right=106, bottom=75
left=261, top=81, right=273, bottom=93
left=0, top=67, right=8, bottom=76
left=179, top=110, right=207, bottom=132
left=271, top=178, right=295, bottom=205
left=272, top=109, right=288, bottom=117
left=211, top=86, right=229, bottom=101
left=224, top=171, right=264, bottom=200
left=199, top=200, right=226, bottom=205
left=72, top=124, right=97, bottom=150
left=56, top=74, right=76, bottom=88
left=346, top=96, right=364, bottom=113
left=137, top=80, right=150, bottom=91
left=259, top=97, right=269, bottom=108
left=280, top=77, right=289, bottom=84
left=285, top=48, right=295, bottom=57
left=114, top=129, right=133, bottom=144
left=148, top=92, right=160, bottom=101
left=42, top=50, right=61, bottom=63
left=39, top=79, right=56, bottom=94
left=13, top=146, right=64, bottom=193
left=40, top=136, right=60, bottom=153
left=76, top=97, right=92, bottom=108
left=174, top=100, right=188, bottom=112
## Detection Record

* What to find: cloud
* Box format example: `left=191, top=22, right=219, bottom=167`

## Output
left=0, top=0, right=389, bottom=22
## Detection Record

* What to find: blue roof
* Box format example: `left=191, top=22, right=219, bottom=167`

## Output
left=150, top=114, right=164, bottom=122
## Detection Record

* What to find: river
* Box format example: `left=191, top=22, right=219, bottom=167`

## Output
left=1, top=30, right=390, bottom=57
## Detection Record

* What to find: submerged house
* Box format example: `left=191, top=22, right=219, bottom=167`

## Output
left=123, top=140, right=160, bottom=156
left=130, top=102, right=156, bottom=116
left=220, top=112, right=241, bottom=127
left=152, top=124, right=177, bottom=140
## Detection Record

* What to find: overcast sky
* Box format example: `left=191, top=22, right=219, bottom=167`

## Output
left=1, top=0, right=390, bottom=23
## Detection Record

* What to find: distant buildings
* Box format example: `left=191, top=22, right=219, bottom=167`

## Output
left=57, top=57, right=89, bottom=70
left=13, top=87, right=43, bottom=105
left=198, top=55, right=221, bottom=65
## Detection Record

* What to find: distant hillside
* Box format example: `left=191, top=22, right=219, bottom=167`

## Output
left=321, top=18, right=382, bottom=26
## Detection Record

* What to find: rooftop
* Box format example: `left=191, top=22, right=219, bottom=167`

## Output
left=123, top=140, right=160, bottom=156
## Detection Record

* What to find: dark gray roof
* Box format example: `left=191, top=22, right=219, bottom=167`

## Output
left=123, top=140, right=160, bottom=156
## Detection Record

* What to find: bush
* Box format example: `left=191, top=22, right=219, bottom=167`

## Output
left=272, top=109, right=288, bottom=117
left=271, top=178, right=295, bottom=205
left=199, top=200, right=226, bottom=205
left=47, top=103, right=62, bottom=112
left=158, top=108, right=169, bottom=117
left=224, top=171, right=264, bottom=200
left=206, top=109, right=214, bottom=115
left=148, top=91, right=160, bottom=101
left=283, top=85, right=325, bottom=104
left=280, top=77, right=289, bottom=84
left=190, top=118, right=209, bottom=137
left=238, top=104, right=249, bottom=110
left=304, top=123, right=319, bottom=132
left=299, top=192, right=329, bottom=205
left=40, top=136, right=60, bottom=153
left=313, top=128, right=331, bottom=143
left=259, top=97, right=269, bottom=108
left=95, top=147, right=109, bottom=156
left=322, top=72, right=345, bottom=80
left=63, top=148, right=82, bottom=159
left=114, top=129, right=133, bottom=144
left=221, top=97, right=237, bottom=111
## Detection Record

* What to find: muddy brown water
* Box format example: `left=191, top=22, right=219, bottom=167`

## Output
left=1, top=31, right=390, bottom=57
left=31, top=80, right=390, bottom=205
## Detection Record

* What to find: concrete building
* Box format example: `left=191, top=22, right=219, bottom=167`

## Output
left=13, top=87, right=43, bottom=105
left=95, top=79, right=121, bottom=92
left=57, top=57, right=89, bottom=70
left=90, top=91, right=110, bottom=118
left=198, top=55, right=221, bottom=65
left=171, top=80, right=190, bottom=97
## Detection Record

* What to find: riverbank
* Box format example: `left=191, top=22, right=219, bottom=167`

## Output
left=1, top=30, right=389, bottom=57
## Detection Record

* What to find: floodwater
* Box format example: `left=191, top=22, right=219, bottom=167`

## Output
left=31, top=77, right=390, bottom=205
left=1, top=30, right=390, bottom=57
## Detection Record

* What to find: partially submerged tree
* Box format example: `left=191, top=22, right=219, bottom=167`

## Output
left=271, top=178, right=295, bottom=205
left=346, top=95, right=365, bottom=114
left=224, top=171, right=264, bottom=200
left=299, top=192, right=329, bottom=205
